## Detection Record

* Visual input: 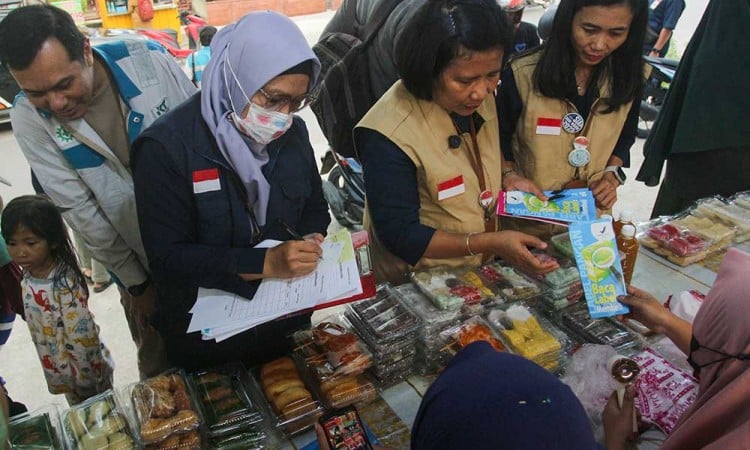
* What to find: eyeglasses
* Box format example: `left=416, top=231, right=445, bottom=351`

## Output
left=256, top=87, right=311, bottom=113
left=687, top=334, right=750, bottom=378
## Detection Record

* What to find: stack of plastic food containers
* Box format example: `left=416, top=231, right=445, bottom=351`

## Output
left=346, top=284, right=421, bottom=384
left=410, top=267, right=497, bottom=313
left=188, top=363, right=271, bottom=449
left=557, top=301, right=642, bottom=355
left=62, top=390, right=137, bottom=449
left=8, top=405, right=63, bottom=449
left=291, top=315, right=377, bottom=410
left=394, top=283, right=462, bottom=375
left=486, top=304, right=571, bottom=372
left=527, top=249, right=584, bottom=314
left=477, top=260, right=544, bottom=305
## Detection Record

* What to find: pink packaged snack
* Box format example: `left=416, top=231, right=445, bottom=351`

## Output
left=665, top=232, right=706, bottom=257
left=633, top=347, right=698, bottom=434
left=646, top=224, right=682, bottom=245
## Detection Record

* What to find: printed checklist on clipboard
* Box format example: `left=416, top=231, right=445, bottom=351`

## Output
left=187, top=229, right=376, bottom=342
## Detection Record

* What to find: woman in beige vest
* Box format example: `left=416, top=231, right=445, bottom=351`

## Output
left=354, top=0, right=559, bottom=285
left=498, top=0, right=648, bottom=238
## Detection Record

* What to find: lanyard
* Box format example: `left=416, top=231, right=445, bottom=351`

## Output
left=452, top=117, right=496, bottom=233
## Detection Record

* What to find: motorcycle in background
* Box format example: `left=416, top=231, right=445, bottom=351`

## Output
left=638, top=55, right=678, bottom=138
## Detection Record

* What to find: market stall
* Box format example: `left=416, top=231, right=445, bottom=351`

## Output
left=10, top=191, right=750, bottom=449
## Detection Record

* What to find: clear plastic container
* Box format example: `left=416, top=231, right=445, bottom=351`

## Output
left=188, top=363, right=263, bottom=438
left=394, top=284, right=461, bottom=339
left=346, top=284, right=420, bottom=344
left=410, top=267, right=496, bottom=310
left=292, top=314, right=373, bottom=380
left=638, top=218, right=712, bottom=266
left=693, top=196, right=750, bottom=242
left=62, top=390, right=136, bottom=450
left=559, top=302, right=641, bottom=354
left=253, top=356, right=323, bottom=436
left=8, top=404, right=64, bottom=450
left=485, top=304, right=571, bottom=373
left=125, top=369, right=203, bottom=448
left=477, top=261, right=543, bottom=303
left=439, top=315, right=506, bottom=355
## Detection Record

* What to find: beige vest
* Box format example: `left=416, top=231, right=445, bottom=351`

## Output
left=503, top=52, right=633, bottom=238
left=357, top=81, right=503, bottom=284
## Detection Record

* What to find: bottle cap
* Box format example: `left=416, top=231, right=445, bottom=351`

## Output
left=619, top=209, right=633, bottom=223
left=622, top=224, right=636, bottom=238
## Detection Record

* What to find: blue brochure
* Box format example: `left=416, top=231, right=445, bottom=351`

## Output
left=569, top=219, right=629, bottom=318
left=498, top=188, right=596, bottom=224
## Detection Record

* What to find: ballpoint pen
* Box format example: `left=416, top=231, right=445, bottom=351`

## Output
left=278, top=218, right=305, bottom=241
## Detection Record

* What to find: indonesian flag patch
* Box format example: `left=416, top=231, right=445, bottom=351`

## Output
left=437, top=175, right=465, bottom=200
left=536, top=117, right=562, bottom=135
left=193, top=168, right=221, bottom=194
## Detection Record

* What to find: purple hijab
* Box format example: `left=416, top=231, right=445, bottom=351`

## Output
left=200, top=11, right=320, bottom=225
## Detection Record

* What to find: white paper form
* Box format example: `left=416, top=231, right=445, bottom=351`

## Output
left=186, top=229, right=362, bottom=342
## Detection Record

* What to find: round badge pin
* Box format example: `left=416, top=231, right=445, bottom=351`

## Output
left=568, top=147, right=591, bottom=167
left=562, top=112, right=585, bottom=134
left=478, top=190, right=494, bottom=208
left=573, top=135, right=590, bottom=149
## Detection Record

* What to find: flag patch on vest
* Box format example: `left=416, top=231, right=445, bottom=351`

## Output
left=536, top=117, right=562, bottom=135
left=193, top=168, right=221, bottom=194
left=437, top=175, right=465, bottom=200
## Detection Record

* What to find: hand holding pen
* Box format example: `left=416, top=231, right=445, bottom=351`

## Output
left=258, top=220, right=323, bottom=278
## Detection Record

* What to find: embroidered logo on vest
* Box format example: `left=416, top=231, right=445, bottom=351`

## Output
left=55, top=126, right=73, bottom=143
left=152, top=97, right=169, bottom=118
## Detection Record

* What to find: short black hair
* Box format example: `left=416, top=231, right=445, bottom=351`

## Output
left=0, top=4, right=86, bottom=71
left=533, top=0, right=647, bottom=112
left=199, top=25, right=217, bottom=47
left=395, top=0, right=513, bottom=101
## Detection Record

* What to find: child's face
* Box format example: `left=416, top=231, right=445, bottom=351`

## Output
left=6, top=225, right=54, bottom=276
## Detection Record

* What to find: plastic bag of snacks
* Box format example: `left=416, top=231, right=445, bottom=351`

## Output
left=486, top=304, right=571, bottom=372
left=63, top=390, right=136, bottom=449
left=439, top=315, right=505, bottom=355
left=188, top=363, right=263, bottom=438
left=126, top=369, right=202, bottom=449
left=254, top=356, right=323, bottom=435
left=8, top=404, right=64, bottom=450
left=550, top=232, right=575, bottom=259
left=411, top=267, right=496, bottom=310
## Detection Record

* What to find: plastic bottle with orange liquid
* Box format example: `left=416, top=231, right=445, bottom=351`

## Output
left=617, top=224, right=639, bottom=284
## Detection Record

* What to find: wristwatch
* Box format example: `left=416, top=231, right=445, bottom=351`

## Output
left=604, top=166, right=627, bottom=185
left=127, top=277, right=151, bottom=296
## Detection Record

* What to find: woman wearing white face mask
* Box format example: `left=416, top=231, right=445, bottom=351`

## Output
left=130, top=11, right=331, bottom=371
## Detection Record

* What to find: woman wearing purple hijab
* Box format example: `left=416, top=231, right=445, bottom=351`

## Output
left=131, top=11, right=331, bottom=370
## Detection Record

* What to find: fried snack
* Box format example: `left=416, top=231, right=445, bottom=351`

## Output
left=214, top=395, right=243, bottom=416
left=261, top=369, right=298, bottom=388
left=273, top=386, right=313, bottom=411
left=173, top=389, right=191, bottom=411
left=151, top=388, right=176, bottom=418
left=260, top=357, right=296, bottom=378
left=146, top=375, right=172, bottom=392
left=265, top=378, right=304, bottom=399
left=169, top=374, right=187, bottom=392
left=166, top=410, right=200, bottom=432
left=151, top=433, right=180, bottom=449
left=202, top=385, right=232, bottom=404
left=140, top=418, right=171, bottom=444
left=195, top=373, right=224, bottom=387
left=179, top=430, right=201, bottom=449
left=281, top=398, right=318, bottom=421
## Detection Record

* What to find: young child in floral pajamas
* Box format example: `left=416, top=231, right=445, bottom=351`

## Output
left=1, top=195, right=113, bottom=405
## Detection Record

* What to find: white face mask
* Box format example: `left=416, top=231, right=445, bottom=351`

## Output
left=231, top=103, right=293, bottom=145
left=224, top=58, right=294, bottom=144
